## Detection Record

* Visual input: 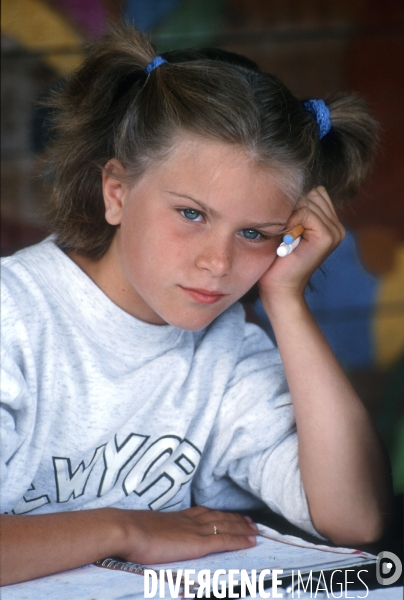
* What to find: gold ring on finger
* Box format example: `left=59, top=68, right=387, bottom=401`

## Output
left=213, top=524, right=218, bottom=535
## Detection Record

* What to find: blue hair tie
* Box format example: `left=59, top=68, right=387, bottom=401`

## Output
left=303, top=99, right=331, bottom=139
left=145, top=56, right=167, bottom=75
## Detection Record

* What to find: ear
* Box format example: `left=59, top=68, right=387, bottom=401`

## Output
left=102, top=159, right=128, bottom=225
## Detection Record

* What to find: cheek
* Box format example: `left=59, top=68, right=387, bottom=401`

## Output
left=132, top=225, right=190, bottom=284
left=159, top=225, right=201, bottom=266
left=237, top=243, right=278, bottom=285
left=121, top=208, right=171, bottom=262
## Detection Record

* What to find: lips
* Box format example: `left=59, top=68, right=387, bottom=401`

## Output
left=180, top=286, right=228, bottom=305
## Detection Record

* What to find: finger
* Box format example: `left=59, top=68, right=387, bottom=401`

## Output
left=282, top=221, right=305, bottom=243
left=306, top=186, right=338, bottom=218
left=194, top=510, right=249, bottom=527
left=203, top=532, right=257, bottom=555
left=301, top=193, right=344, bottom=233
left=200, top=518, right=257, bottom=538
left=280, top=206, right=307, bottom=237
left=304, top=200, right=345, bottom=241
left=304, top=198, right=337, bottom=226
left=281, top=202, right=338, bottom=243
left=183, top=505, right=212, bottom=517
left=184, top=507, right=256, bottom=533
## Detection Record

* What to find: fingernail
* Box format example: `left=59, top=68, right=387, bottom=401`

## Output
left=248, top=536, right=256, bottom=543
left=245, top=516, right=258, bottom=531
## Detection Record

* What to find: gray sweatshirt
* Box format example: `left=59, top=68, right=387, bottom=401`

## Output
left=0, top=239, right=316, bottom=535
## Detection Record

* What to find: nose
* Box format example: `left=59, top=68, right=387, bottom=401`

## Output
left=195, top=236, right=232, bottom=277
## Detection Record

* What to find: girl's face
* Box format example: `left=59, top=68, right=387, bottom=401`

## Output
left=100, top=135, right=294, bottom=330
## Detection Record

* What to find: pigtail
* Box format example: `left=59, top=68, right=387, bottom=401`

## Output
left=44, top=25, right=156, bottom=258
left=311, top=93, right=379, bottom=205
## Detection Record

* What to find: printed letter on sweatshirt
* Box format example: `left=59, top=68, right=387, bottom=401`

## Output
left=98, top=433, right=148, bottom=497
left=123, top=436, right=201, bottom=509
left=53, top=445, right=105, bottom=502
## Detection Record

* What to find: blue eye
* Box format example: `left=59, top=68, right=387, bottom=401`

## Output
left=182, top=209, right=202, bottom=221
left=241, top=229, right=261, bottom=240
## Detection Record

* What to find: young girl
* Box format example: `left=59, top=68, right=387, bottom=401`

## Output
left=0, top=24, right=392, bottom=586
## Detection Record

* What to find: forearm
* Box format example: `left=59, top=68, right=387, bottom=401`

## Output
left=0, top=509, right=123, bottom=586
left=263, top=295, right=393, bottom=545
left=0, top=506, right=257, bottom=586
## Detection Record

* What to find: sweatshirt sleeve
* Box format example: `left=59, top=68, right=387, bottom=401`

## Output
left=192, top=320, right=320, bottom=537
left=0, top=279, right=40, bottom=512
left=1, top=348, right=29, bottom=482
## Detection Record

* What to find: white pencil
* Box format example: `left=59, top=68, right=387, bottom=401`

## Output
left=276, top=236, right=301, bottom=257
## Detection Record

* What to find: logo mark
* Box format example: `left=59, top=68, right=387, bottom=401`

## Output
left=376, top=551, right=402, bottom=586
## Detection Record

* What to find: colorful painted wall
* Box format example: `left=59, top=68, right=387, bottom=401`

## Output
left=1, top=0, right=403, bottom=490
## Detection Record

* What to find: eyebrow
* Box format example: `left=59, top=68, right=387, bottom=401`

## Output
left=165, top=191, right=288, bottom=229
left=166, top=191, right=221, bottom=218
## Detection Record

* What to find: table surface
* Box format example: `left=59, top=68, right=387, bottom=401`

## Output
left=2, top=565, right=402, bottom=600
left=2, top=497, right=402, bottom=600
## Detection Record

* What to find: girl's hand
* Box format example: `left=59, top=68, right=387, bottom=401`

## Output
left=116, top=506, right=257, bottom=565
left=255, top=188, right=392, bottom=546
left=0, top=507, right=257, bottom=586
left=259, top=187, right=345, bottom=304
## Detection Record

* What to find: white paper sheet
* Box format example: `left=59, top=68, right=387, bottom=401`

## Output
left=4, top=524, right=398, bottom=600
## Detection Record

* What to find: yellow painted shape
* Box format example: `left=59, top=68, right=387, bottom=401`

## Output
left=374, top=243, right=404, bottom=368
left=2, top=0, right=84, bottom=73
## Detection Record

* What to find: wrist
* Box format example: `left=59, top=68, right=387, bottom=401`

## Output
left=260, top=291, right=309, bottom=324
left=105, top=508, right=148, bottom=563
left=93, top=508, right=131, bottom=559
left=103, top=508, right=129, bottom=558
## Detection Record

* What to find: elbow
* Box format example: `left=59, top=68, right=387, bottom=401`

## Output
left=328, top=518, right=389, bottom=547
left=310, top=480, right=394, bottom=547
left=315, top=510, right=392, bottom=547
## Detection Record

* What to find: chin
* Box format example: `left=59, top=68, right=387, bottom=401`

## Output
left=165, top=308, right=226, bottom=332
